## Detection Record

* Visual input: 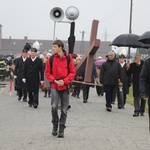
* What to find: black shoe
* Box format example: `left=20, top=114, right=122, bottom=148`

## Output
left=29, top=104, right=32, bottom=107
left=133, top=112, right=139, bottom=117
left=118, top=106, right=122, bottom=109
left=140, top=112, right=144, bottom=116
left=52, top=124, right=58, bottom=136
left=58, top=125, right=65, bottom=138
left=34, top=105, right=38, bottom=109
left=67, top=105, right=71, bottom=110
left=106, top=107, right=112, bottom=112
left=83, top=100, right=87, bottom=103
left=18, top=97, right=21, bottom=101
left=23, top=98, right=27, bottom=102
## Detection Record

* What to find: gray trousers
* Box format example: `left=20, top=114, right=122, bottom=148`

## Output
left=134, top=97, right=146, bottom=113
left=51, top=88, right=69, bottom=126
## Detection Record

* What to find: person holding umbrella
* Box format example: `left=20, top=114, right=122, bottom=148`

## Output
left=117, top=54, right=131, bottom=109
left=126, top=53, right=146, bottom=117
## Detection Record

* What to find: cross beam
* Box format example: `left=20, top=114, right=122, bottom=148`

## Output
left=76, top=20, right=100, bottom=82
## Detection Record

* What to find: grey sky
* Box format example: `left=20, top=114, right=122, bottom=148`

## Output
left=0, top=0, right=150, bottom=42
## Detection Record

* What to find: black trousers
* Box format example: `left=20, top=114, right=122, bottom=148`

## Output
left=18, top=88, right=27, bottom=99
left=28, top=91, right=39, bottom=106
left=104, top=85, right=116, bottom=108
left=96, top=86, right=104, bottom=96
left=82, top=85, right=90, bottom=101
left=134, top=97, right=146, bottom=113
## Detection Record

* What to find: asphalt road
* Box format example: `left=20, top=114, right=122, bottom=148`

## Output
left=0, top=83, right=150, bottom=150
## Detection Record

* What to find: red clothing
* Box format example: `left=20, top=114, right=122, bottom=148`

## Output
left=45, top=53, right=76, bottom=91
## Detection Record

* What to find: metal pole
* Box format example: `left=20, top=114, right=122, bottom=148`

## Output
left=53, top=21, right=56, bottom=41
left=129, top=0, right=133, bottom=34
left=128, top=0, right=133, bottom=60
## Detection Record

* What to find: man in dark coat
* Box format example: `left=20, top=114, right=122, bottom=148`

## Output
left=117, top=54, right=131, bottom=109
left=80, top=62, right=97, bottom=103
left=139, top=57, right=150, bottom=131
left=126, top=53, right=146, bottom=117
left=100, top=51, right=123, bottom=111
left=23, top=48, right=44, bottom=108
left=139, top=58, right=150, bottom=105
left=14, top=49, right=28, bottom=101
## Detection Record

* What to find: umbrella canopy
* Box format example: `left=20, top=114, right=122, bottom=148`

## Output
left=110, top=33, right=144, bottom=48
left=138, top=31, right=150, bottom=44
left=94, top=59, right=106, bottom=67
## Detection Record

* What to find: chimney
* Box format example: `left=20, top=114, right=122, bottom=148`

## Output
left=0, top=24, right=2, bottom=49
left=24, top=36, right=28, bottom=44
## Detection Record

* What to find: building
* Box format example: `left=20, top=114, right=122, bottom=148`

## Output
left=0, top=36, right=111, bottom=59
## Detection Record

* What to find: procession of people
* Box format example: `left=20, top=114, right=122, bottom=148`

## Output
left=1, top=39, right=149, bottom=138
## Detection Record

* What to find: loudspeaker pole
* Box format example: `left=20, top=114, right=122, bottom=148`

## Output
left=53, top=21, right=56, bottom=41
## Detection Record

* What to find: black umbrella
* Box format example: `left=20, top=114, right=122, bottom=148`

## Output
left=138, top=31, right=150, bottom=44
left=110, top=33, right=144, bottom=48
left=110, top=33, right=150, bottom=58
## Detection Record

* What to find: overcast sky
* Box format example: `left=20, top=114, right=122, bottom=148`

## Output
left=0, top=0, right=150, bottom=42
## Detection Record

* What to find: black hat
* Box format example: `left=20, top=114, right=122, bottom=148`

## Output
left=119, top=54, right=125, bottom=58
left=22, top=48, right=28, bottom=53
left=31, top=48, right=37, bottom=53
left=24, top=43, right=31, bottom=51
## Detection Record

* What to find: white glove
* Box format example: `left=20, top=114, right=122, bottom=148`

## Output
left=14, top=75, right=17, bottom=79
left=40, top=81, right=44, bottom=84
left=22, top=78, right=26, bottom=83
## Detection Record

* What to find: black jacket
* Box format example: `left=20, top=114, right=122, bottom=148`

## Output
left=23, top=57, right=44, bottom=92
left=127, top=60, right=144, bottom=97
left=139, top=58, right=150, bottom=105
left=100, top=59, right=123, bottom=85
left=14, top=57, right=27, bottom=90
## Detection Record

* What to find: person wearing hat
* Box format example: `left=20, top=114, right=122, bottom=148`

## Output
left=22, top=47, right=44, bottom=108
left=116, top=54, right=131, bottom=109
left=14, top=48, right=29, bottom=102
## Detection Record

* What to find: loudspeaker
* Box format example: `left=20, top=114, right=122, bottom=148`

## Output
left=50, top=7, right=64, bottom=22
left=65, top=6, right=79, bottom=21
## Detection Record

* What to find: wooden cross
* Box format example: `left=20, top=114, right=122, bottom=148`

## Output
left=76, top=20, right=100, bottom=82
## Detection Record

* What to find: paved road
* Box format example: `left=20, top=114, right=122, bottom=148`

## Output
left=0, top=83, right=150, bottom=150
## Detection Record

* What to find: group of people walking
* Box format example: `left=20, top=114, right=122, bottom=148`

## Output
left=100, top=51, right=147, bottom=118
left=11, top=39, right=150, bottom=138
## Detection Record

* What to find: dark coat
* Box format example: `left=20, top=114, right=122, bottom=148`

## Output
left=139, top=58, right=150, bottom=106
left=80, top=63, right=97, bottom=87
left=126, top=60, right=144, bottom=97
left=14, top=57, right=27, bottom=90
left=121, top=63, right=131, bottom=94
left=100, top=59, right=123, bottom=85
left=23, top=57, right=44, bottom=92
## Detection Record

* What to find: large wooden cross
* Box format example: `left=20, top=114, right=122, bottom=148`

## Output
left=75, top=20, right=100, bottom=82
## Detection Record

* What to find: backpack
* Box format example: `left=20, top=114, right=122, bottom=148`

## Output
left=50, top=55, right=70, bottom=74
